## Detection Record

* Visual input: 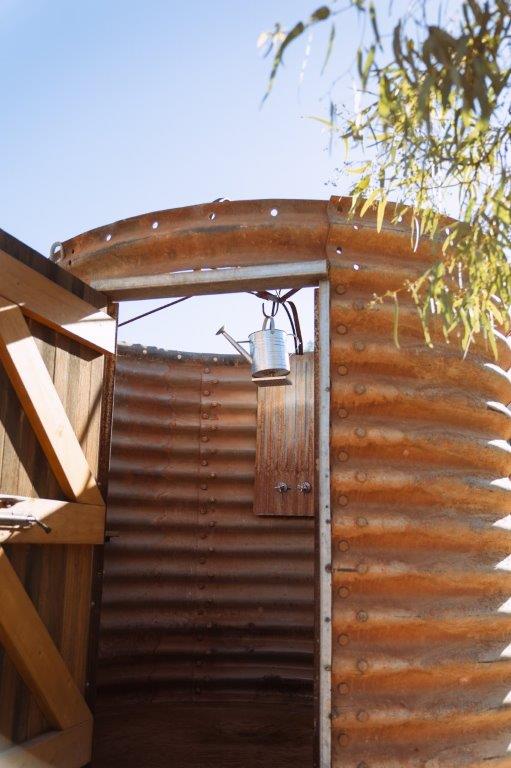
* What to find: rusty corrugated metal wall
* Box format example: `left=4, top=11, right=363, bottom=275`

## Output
left=58, top=197, right=511, bottom=766
left=327, top=200, right=511, bottom=767
left=98, top=344, right=315, bottom=703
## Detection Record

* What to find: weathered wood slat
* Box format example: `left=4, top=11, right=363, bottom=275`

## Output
left=254, top=353, right=315, bottom=516
left=0, top=298, right=103, bottom=505
left=0, top=720, right=92, bottom=767
left=0, top=497, right=105, bottom=544
left=0, top=249, right=116, bottom=354
left=0, top=547, right=92, bottom=730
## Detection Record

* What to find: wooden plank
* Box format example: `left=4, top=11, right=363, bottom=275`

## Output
left=0, top=249, right=116, bottom=354
left=0, top=497, right=105, bottom=544
left=0, top=720, right=92, bottom=767
left=0, top=298, right=104, bottom=505
left=0, top=547, right=92, bottom=730
left=91, top=259, right=328, bottom=300
left=254, top=353, right=315, bottom=516
left=0, top=228, right=108, bottom=311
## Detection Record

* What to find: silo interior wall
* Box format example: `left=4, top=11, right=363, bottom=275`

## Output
left=92, top=344, right=315, bottom=766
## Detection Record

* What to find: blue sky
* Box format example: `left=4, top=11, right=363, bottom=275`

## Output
left=0, top=0, right=366, bottom=351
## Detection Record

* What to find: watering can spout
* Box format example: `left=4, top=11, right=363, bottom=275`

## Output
left=216, top=325, right=253, bottom=365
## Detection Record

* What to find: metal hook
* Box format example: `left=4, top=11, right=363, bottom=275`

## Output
left=262, top=300, right=279, bottom=319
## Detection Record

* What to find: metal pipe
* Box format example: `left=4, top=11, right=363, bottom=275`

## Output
left=0, top=513, right=51, bottom=534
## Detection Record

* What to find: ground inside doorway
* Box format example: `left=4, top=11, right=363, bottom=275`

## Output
left=93, top=700, right=313, bottom=768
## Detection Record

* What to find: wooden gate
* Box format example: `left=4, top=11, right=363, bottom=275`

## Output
left=0, top=231, right=116, bottom=767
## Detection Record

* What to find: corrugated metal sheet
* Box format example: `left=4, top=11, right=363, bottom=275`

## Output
left=98, top=345, right=315, bottom=703
left=58, top=199, right=329, bottom=281
left=60, top=195, right=511, bottom=765
left=327, top=198, right=511, bottom=767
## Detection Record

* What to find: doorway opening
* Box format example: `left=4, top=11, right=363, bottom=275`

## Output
left=91, top=282, right=330, bottom=768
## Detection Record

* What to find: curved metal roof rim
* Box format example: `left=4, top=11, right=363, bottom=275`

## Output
left=54, top=196, right=449, bottom=289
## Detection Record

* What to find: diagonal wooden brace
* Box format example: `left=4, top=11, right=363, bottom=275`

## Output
left=0, top=297, right=103, bottom=505
left=0, top=547, right=92, bottom=730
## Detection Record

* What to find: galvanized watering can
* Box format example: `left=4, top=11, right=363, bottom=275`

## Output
left=216, top=317, right=291, bottom=378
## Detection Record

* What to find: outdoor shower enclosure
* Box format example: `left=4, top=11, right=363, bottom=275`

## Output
left=0, top=196, right=510, bottom=768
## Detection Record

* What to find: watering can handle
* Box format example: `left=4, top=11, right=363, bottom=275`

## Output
left=262, top=317, right=276, bottom=331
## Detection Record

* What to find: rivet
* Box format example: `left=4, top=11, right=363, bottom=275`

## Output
left=209, top=498, right=216, bottom=504
left=209, top=472, right=216, bottom=478
left=212, top=379, right=219, bottom=384
left=202, top=413, right=209, bottom=419
left=211, top=402, right=219, bottom=407
left=337, top=324, right=348, bottom=335
left=200, top=483, right=207, bottom=490
left=357, top=517, right=368, bottom=527
left=338, top=732, right=349, bottom=747
left=355, top=384, right=366, bottom=394
left=357, top=562, right=368, bottom=574
left=338, top=586, right=350, bottom=598
left=357, top=611, right=368, bottom=622
left=203, top=390, right=210, bottom=396
left=403, top=448, right=410, bottom=457
left=357, top=659, right=369, bottom=672
left=212, top=357, right=218, bottom=363
left=338, top=408, right=348, bottom=418
left=356, top=471, right=367, bottom=482
left=338, top=450, right=349, bottom=462
left=338, top=682, right=349, bottom=695
left=199, top=557, right=206, bottom=564
left=198, top=584, right=205, bottom=590
left=338, top=540, right=349, bottom=552
left=338, top=634, right=349, bottom=646
left=357, top=710, right=369, bottom=722
left=201, top=436, right=209, bottom=443
left=353, top=300, right=365, bottom=310
left=355, top=427, right=366, bottom=438
left=204, top=368, right=211, bottom=374
left=338, top=495, right=348, bottom=507
left=211, top=425, right=218, bottom=431
left=338, top=365, right=348, bottom=376
left=336, top=284, right=347, bottom=295
left=200, top=508, right=208, bottom=515
left=209, top=521, right=216, bottom=527
left=354, top=341, right=365, bottom=351
left=200, top=532, right=207, bottom=538
left=201, top=460, right=208, bottom=466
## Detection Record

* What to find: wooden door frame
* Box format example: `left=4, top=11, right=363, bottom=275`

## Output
left=110, top=261, right=332, bottom=768
left=0, top=236, right=116, bottom=767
